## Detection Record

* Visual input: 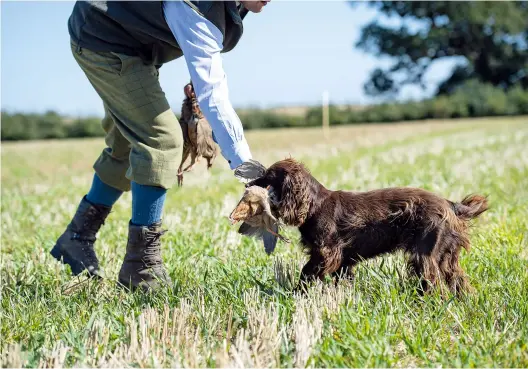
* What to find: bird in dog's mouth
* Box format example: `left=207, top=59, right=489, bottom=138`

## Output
left=229, top=160, right=290, bottom=254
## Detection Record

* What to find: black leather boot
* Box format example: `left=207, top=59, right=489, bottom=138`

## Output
left=118, top=221, right=172, bottom=292
left=50, top=196, right=111, bottom=276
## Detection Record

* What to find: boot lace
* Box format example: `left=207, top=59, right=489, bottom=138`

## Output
left=71, top=207, right=108, bottom=263
left=142, top=229, right=168, bottom=267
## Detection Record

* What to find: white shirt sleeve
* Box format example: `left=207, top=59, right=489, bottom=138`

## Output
left=162, top=0, right=252, bottom=170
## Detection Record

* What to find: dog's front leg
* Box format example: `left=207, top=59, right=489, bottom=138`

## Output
left=331, top=261, right=357, bottom=287
left=294, top=252, right=326, bottom=293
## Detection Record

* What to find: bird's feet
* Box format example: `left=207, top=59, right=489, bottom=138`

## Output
left=177, top=172, right=184, bottom=187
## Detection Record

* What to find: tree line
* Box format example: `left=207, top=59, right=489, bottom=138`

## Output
left=2, top=79, right=527, bottom=141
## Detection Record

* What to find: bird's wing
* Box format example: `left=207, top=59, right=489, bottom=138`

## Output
left=262, top=223, right=279, bottom=255
left=234, top=160, right=267, bottom=183
left=187, top=122, right=199, bottom=147
left=237, top=222, right=278, bottom=255
left=237, top=221, right=264, bottom=238
left=179, top=118, right=191, bottom=145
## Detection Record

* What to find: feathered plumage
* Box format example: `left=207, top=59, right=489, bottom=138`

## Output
left=229, top=185, right=289, bottom=254
left=177, top=81, right=219, bottom=187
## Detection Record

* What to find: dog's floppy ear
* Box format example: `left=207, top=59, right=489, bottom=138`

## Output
left=279, top=166, right=311, bottom=227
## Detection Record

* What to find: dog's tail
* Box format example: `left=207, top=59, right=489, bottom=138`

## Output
left=452, top=194, right=489, bottom=220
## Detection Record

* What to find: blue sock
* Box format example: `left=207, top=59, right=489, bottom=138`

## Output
left=131, top=181, right=167, bottom=227
left=86, top=173, right=123, bottom=207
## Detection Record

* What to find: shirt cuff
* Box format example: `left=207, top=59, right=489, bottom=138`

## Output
left=222, top=139, right=253, bottom=170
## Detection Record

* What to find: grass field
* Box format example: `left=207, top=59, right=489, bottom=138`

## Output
left=1, top=117, right=528, bottom=368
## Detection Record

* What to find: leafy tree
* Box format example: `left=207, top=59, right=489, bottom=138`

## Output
left=352, top=1, right=528, bottom=98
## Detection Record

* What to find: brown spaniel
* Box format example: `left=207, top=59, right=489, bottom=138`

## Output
left=245, top=158, right=489, bottom=296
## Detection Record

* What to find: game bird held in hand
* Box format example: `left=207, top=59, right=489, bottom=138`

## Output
left=177, top=81, right=219, bottom=187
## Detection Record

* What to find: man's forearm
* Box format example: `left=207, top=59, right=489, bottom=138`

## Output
left=163, top=0, right=252, bottom=169
left=197, top=81, right=252, bottom=169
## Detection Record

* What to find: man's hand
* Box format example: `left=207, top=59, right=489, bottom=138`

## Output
left=233, top=159, right=267, bottom=184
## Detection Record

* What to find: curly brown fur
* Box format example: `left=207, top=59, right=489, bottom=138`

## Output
left=246, top=158, right=489, bottom=296
left=177, top=81, right=219, bottom=186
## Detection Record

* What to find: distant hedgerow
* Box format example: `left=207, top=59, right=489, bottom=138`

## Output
left=2, top=81, right=527, bottom=141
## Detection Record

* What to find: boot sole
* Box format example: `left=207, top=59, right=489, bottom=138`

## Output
left=117, top=277, right=158, bottom=292
left=117, top=278, right=144, bottom=293
left=50, top=244, right=100, bottom=278
left=117, top=276, right=171, bottom=293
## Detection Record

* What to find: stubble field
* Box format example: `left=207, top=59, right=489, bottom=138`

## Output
left=1, top=117, right=527, bottom=367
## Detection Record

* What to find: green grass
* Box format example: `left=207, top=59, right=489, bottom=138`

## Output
left=1, top=117, right=528, bottom=367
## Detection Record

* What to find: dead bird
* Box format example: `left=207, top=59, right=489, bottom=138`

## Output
left=177, top=81, right=219, bottom=187
left=229, top=185, right=290, bottom=255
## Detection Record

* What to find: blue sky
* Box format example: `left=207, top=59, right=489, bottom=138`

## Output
left=1, top=1, right=457, bottom=117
